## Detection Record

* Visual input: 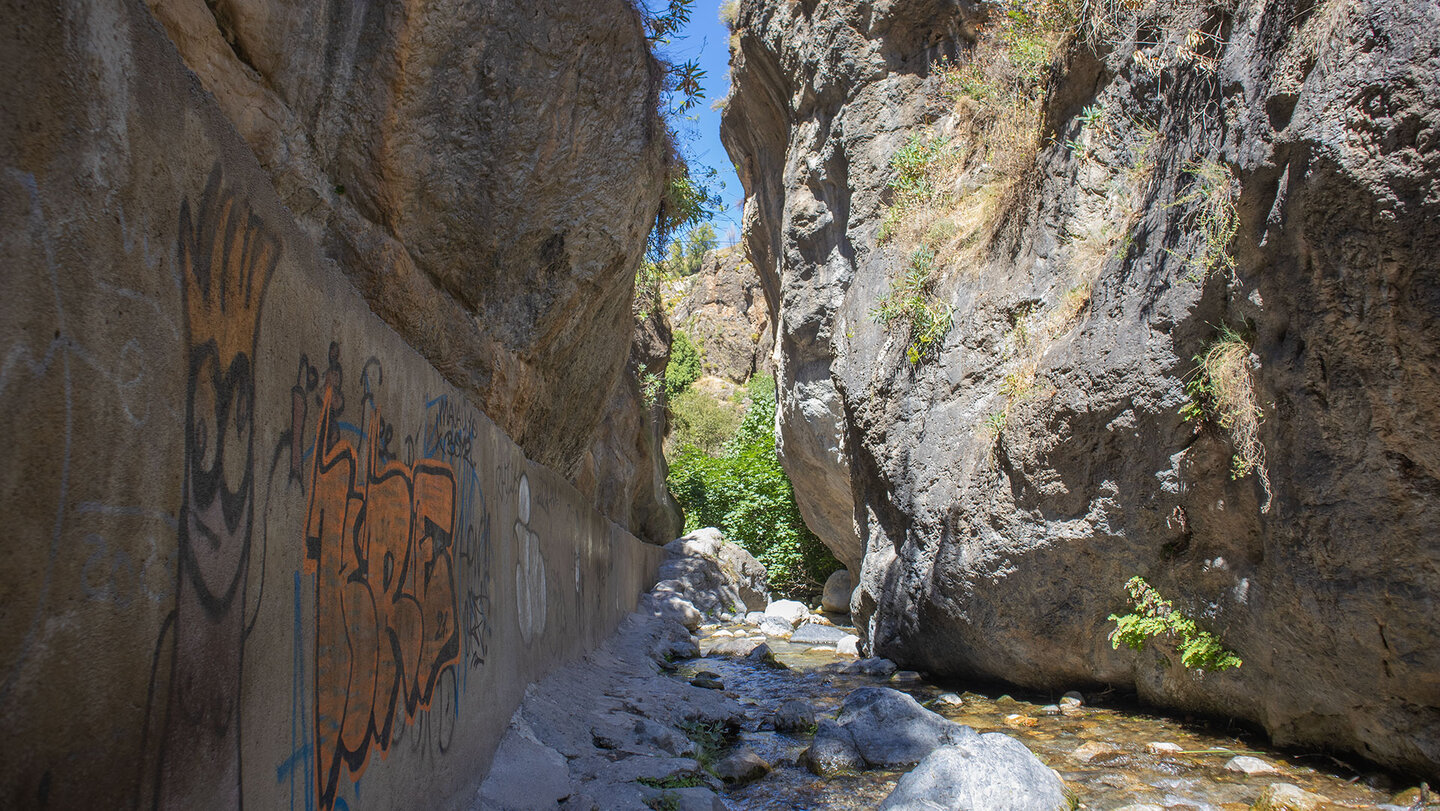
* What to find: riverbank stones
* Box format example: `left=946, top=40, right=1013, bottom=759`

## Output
left=804, top=720, right=865, bottom=776
left=790, top=622, right=850, bottom=646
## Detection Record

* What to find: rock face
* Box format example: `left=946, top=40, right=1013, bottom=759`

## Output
left=145, top=0, right=673, bottom=525
left=724, top=0, right=1440, bottom=779
left=574, top=306, right=684, bottom=543
left=670, top=247, right=776, bottom=382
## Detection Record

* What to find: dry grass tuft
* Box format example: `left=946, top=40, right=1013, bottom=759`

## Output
left=1183, top=327, right=1272, bottom=512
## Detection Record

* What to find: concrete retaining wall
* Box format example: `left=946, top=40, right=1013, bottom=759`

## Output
left=0, top=2, right=662, bottom=807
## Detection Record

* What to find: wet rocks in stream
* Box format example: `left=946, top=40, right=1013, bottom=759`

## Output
left=834, top=687, right=976, bottom=768
left=771, top=699, right=816, bottom=733
left=878, top=735, right=1069, bottom=810
left=803, top=719, right=866, bottom=777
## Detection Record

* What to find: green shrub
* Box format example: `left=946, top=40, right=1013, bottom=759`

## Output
left=667, top=374, right=842, bottom=600
left=870, top=247, right=954, bottom=364
left=668, top=387, right=742, bottom=456
left=1108, top=576, right=1242, bottom=672
left=665, top=330, right=703, bottom=400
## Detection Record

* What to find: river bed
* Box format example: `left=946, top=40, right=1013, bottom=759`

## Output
left=677, top=621, right=1423, bottom=810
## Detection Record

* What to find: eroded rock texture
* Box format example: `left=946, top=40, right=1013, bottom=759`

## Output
left=145, top=0, right=669, bottom=490
left=723, top=0, right=1440, bottom=777
left=671, top=247, right=776, bottom=382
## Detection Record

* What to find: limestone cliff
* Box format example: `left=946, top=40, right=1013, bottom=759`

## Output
left=143, top=0, right=678, bottom=537
left=724, top=0, right=1440, bottom=778
left=670, top=247, right=776, bottom=383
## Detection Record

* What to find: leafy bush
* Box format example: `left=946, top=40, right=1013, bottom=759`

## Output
left=667, top=374, right=842, bottom=600
left=665, top=330, right=703, bottom=400
left=667, top=387, right=741, bottom=456
left=870, top=247, right=954, bottom=364
left=1181, top=325, right=1271, bottom=511
left=1109, top=577, right=1242, bottom=672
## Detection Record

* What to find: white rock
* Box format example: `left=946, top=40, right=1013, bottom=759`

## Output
left=765, top=599, right=809, bottom=626
left=1225, top=755, right=1280, bottom=775
left=935, top=693, right=963, bottom=707
left=1147, top=741, right=1183, bottom=755
left=836, top=635, right=860, bottom=656
left=758, top=616, right=795, bottom=638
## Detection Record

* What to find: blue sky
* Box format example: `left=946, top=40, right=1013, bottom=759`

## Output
left=657, top=1, right=745, bottom=246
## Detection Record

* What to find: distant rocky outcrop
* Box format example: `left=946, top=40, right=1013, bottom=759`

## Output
left=724, top=0, right=1440, bottom=779
left=670, top=247, right=775, bottom=383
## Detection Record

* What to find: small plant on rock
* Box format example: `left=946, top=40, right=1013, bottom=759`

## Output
left=870, top=247, right=954, bottom=364
left=1170, top=158, right=1239, bottom=280
left=1182, top=325, right=1272, bottom=512
left=1108, top=576, right=1242, bottom=672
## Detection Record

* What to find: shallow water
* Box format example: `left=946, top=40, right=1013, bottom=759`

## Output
left=678, top=623, right=1421, bottom=810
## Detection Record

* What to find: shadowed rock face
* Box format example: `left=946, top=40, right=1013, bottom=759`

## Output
left=146, top=0, right=668, bottom=479
left=723, top=0, right=1440, bottom=779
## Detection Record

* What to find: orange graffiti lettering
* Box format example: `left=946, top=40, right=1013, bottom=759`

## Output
left=304, top=386, right=459, bottom=811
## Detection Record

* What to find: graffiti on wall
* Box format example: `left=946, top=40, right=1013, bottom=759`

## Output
left=149, top=164, right=280, bottom=807
left=423, top=395, right=494, bottom=676
left=513, top=474, right=547, bottom=644
left=303, top=368, right=461, bottom=810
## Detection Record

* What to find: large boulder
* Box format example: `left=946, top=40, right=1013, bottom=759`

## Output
left=763, top=599, right=809, bottom=626
left=790, top=623, right=851, bottom=647
left=878, top=738, right=1068, bottom=811
left=660, top=528, right=769, bottom=616
left=836, top=688, right=975, bottom=768
left=821, top=569, right=853, bottom=614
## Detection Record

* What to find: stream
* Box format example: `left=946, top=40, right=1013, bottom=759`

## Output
left=676, top=619, right=1421, bottom=810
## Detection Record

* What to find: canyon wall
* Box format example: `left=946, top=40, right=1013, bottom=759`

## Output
left=0, top=0, right=666, bottom=806
left=724, top=0, right=1440, bottom=778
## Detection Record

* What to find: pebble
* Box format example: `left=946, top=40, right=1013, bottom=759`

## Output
left=890, top=670, right=923, bottom=685
left=935, top=693, right=964, bottom=707
left=689, top=677, right=724, bottom=690
left=712, top=746, right=771, bottom=785
left=709, top=629, right=734, bottom=638
left=1071, top=740, right=1123, bottom=764
left=1147, top=741, right=1184, bottom=755
left=836, top=635, right=860, bottom=656
left=1040, top=704, right=1062, bottom=715
left=1252, top=782, right=1329, bottom=811
left=1004, top=713, right=1038, bottom=728
left=1062, top=690, right=1085, bottom=704
left=1225, top=755, right=1280, bottom=775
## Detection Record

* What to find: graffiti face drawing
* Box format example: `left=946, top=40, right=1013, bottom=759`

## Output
left=154, top=165, right=278, bottom=808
